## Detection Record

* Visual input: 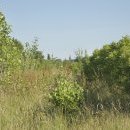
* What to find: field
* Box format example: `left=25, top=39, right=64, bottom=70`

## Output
left=1, top=69, right=130, bottom=130
left=1, top=11, right=130, bottom=130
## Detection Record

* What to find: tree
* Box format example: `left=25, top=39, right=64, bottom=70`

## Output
left=23, top=39, right=44, bottom=69
left=84, top=36, right=130, bottom=92
left=0, top=12, right=11, bottom=41
left=0, top=12, right=23, bottom=73
left=47, top=54, right=51, bottom=60
left=12, top=38, right=24, bottom=51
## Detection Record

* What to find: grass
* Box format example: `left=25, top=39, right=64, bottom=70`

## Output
left=1, top=69, right=130, bottom=130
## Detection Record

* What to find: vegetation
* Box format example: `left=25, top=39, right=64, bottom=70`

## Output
left=50, top=75, right=84, bottom=113
left=1, top=11, right=130, bottom=130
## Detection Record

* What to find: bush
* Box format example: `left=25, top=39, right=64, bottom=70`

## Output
left=50, top=75, right=84, bottom=113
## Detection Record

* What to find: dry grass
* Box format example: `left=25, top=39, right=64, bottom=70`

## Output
left=1, top=69, right=130, bottom=130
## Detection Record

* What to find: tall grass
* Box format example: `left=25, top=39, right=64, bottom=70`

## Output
left=1, top=67, right=130, bottom=130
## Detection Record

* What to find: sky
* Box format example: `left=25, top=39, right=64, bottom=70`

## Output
left=0, top=0, right=130, bottom=59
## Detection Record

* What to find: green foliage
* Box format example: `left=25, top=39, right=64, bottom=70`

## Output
left=84, top=36, right=130, bottom=92
left=23, top=39, right=44, bottom=70
left=0, top=12, right=23, bottom=74
left=1, top=40, right=23, bottom=69
left=47, top=54, right=51, bottom=60
left=75, top=49, right=88, bottom=62
left=12, top=38, right=24, bottom=51
left=50, top=75, right=84, bottom=112
left=0, top=12, right=11, bottom=40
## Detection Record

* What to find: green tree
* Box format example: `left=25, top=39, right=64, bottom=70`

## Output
left=47, top=54, right=51, bottom=60
left=23, top=39, right=44, bottom=69
left=12, top=38, right=24, bottom=51
left=0, top=12, right=11, bottom=41
left=0, top=12, right=23, bottom=74
left=84, top=36, right=130, bottom=92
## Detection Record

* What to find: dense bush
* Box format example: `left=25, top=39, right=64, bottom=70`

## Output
left=50, top=75, right=84, bottom=113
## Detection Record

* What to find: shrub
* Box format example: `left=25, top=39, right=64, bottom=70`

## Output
left=50, top=75, right=84, bottom=113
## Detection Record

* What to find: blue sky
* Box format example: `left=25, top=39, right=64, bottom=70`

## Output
left=1, top=0, right=130, bottom=59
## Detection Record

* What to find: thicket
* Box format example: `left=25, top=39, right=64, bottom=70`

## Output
left=83, top=36, right=130, bottom=112
left=1, top=11, right=130, bottom=129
